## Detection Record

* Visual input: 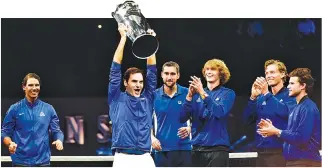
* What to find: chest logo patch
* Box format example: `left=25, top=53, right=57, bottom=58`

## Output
left=178, top=101, right=182, bottom=104
left=262, top=101, right=266, bottom=105
left=215, top=97, right=220, bottom=101
left=196, top=97, right=201, bottom=102
left=39, top=112, right=45, bottom=117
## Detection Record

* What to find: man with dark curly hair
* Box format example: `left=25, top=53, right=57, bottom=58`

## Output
left=257, top=68, right=321, bottom=167
left=242, top=59, right=296, bottom=167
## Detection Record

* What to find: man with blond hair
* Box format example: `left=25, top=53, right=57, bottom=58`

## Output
left=242, top=59, right=296, bottom=166
left=181, top=58, right=236, bottom=167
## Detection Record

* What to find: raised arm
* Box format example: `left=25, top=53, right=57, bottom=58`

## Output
left=144, top=54, right=157, bottom=101
left=147, top=54, right=156, bottom=65
left=180, top=86, right=195, bottom=123
left=113, top=23, right=127, bottom=64
left=146, top=29, right=157, bottom=66
left=242, top=82, right=262, bottom=123
left=242, top=99, right=258, bottom=124
left=108, top=24, right=128, bottom=104
left=143, top=29, right=157, bottom=100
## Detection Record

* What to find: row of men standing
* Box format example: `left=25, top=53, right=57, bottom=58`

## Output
left=109, top=24, right=321, bottom=167
left=1, top=23, right=320, bottom=167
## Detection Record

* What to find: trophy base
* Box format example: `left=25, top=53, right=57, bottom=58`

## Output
left=132, top=34, right=159, bottom=59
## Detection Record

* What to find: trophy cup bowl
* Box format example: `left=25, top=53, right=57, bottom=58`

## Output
left=112, top=1, right=159, bottom=59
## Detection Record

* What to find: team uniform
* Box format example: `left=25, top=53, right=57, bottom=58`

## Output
left=181, top=86, right=236, bottom=167
left=243, top=87, right=296, bottom=166
left=1, top=98, right=64, bottom=166
left=280, top=96, right=321, bottom=167
left=153, top=84, right=192, bottom=166
left=108, top=62, right=157, bottom=167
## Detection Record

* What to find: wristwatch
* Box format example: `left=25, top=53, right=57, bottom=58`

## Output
left=250, top=96, right=256, bottom=101
left=200, top=92, right=208, bottom=100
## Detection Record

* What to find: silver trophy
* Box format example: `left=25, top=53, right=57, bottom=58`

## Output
left=112, top=1, right=159, bottom=59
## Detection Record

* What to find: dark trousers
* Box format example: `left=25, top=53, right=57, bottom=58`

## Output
left=286, top=159, right=322, bottom=167
left=256, top=152, right=286, bottom=167
left=12, top=163, right=50, bottom=167
left=192, top=151, right=229, bottom=167
left=153, top=150, right=191, bottom=167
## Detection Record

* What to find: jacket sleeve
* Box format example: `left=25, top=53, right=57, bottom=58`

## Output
left=143, top=64, right=157, bottom=102
left=279, top=107, right=315, bottom=145
left=202, top=90, right=236, bottom=119
left=263, top=93, right=296, bottom=119
left=108, top=62, right=122, bottom=105
left=1, top=105, right=16, bottom=141
left=49, top=105, right=64, bottom=142
left=242, top=99, right=258, bottom=124
left=181, top=99, right=193, bottom=123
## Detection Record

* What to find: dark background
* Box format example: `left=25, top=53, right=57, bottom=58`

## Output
left=1, top=18, right=321, bottom=156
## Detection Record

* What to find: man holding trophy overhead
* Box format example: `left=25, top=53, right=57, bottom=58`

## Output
left=109, top=1, right=158, bottom=167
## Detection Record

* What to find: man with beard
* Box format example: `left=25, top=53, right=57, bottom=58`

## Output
left=180, top=58, right=236, bottom=167
left=108, top=23, right=157, bottom=167
left=242, top=59, right=296, bottom=167
left=257, top=68, right=321, bottom=167
left=152, top=61, right=192, bottom=167
left=1, top=73, right=64, bottom=167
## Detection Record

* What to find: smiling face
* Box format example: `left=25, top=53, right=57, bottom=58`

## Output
left=265, top=64, right=285, bottom=87
left=202, top=59, right=231, bottom=86
left=203, top=66, right=220, bottom=83
left=23, top=77, right=40, bottom=102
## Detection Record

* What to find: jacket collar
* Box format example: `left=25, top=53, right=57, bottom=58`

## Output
left=23, top=97, right=40, bottom=108
left=159, top=84, right=183, bottom=97
left=298, top=95, right=309, bottom=104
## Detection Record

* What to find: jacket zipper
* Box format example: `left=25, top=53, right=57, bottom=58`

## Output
left=136, top=101, right=139, bottom=149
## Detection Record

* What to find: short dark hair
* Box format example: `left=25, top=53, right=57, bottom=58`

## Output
left=123, top=67, right=144, bottom=83
left=289, top=68, right=314, bottom=94
left=22, top=73, right=41, bottom=86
